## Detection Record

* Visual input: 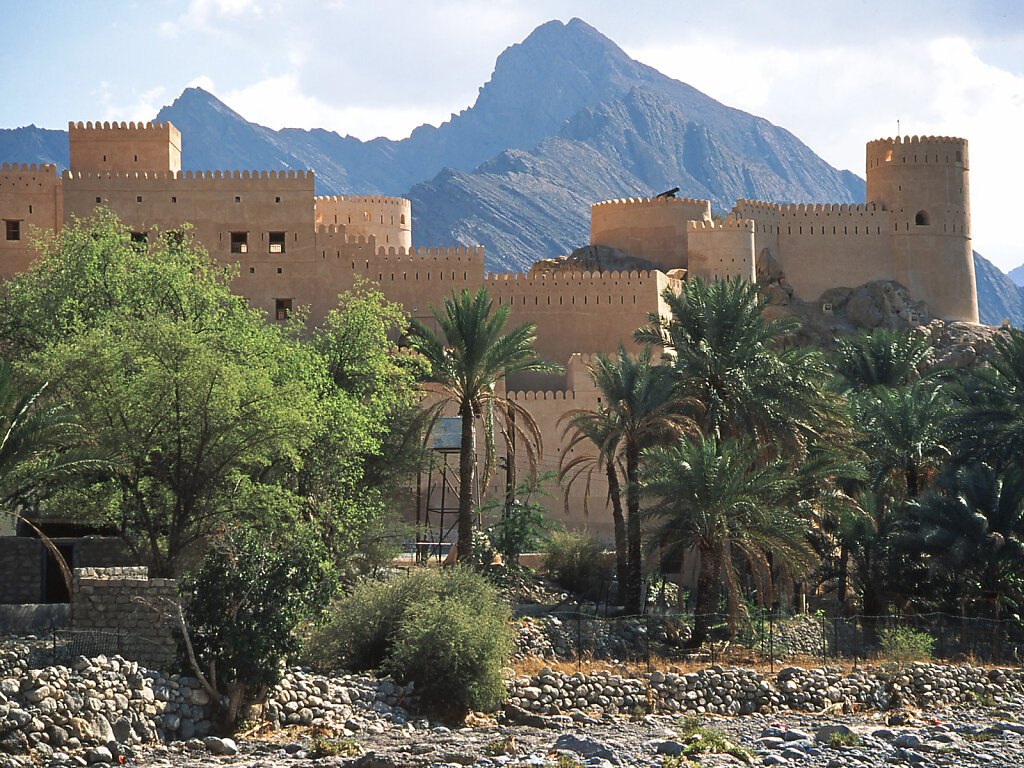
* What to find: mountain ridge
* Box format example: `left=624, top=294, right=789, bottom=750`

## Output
left=0, top=17, right=1018, bottom=324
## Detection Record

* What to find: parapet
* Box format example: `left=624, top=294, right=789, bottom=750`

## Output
left=62, top=168, right=314, bottom=188
left=315, top=194, right=409, bottom=208
left=1, top=162, right=57, bottom=175
left=591, top=195, right=710, bottom=210
left=485, top=268, right=665, bottom=283
left=866, top=135, right=968, bottom=168
left=687, top=215, right=753, bottom=232
left=734, top=200, right=882, bottom=217
left=69, top=120, right=179, bottom=134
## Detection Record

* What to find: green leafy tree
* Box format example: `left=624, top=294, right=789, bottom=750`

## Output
left=407, top=287, right=559, bottom=562
left=182, top=527, right=337, bottom=730
left=4, top=213, right=316, bottom=575
left=484, top=471, right=561, bottom=567
left=642, top=436, right=815, bottom=647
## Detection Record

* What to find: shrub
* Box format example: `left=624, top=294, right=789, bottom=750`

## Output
left=544, top=530, right=613, bottom=599
left=386, top=591, right=511, bottom=715
left=181, top=528, right=337, bottom=729
left=303, top=567, right=512, bottom=718
left=879, top=626, right=935, bottom=663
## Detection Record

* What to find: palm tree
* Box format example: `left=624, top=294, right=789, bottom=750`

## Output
left=575, top=345, right=698, bottom=614
left=857, top=382, right=951, bottom=499
left=559, top=406, right=628, bottom=591
left=950, top=329, right=1024, bottom=470
left=0, top=361, right=113, bottom=591
left=635, top=276, right=846, bottom=459
left=407, top=287, right=560, bottom=562
left=909, top=463, right=1024, bottom=615
left=830, top=328, right=934, bottom=394
left=642, top=436, right=815, bottom=647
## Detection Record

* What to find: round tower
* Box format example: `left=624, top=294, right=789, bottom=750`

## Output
left=865, top=135, right=977, bottom=323
left=314, top=195, right=412, bottom=249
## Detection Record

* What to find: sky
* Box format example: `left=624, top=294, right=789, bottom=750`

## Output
left=3, top=0, right=1024, bottom=270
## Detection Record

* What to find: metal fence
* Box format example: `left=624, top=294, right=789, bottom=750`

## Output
left=517, top=602, right=1024, bottom=671
left=7, top=628, right=171, bottom=669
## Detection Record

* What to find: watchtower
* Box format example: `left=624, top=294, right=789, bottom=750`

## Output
left=866, top=135, right=977, bottom=323
left=68, top=121, right=182, bottom=174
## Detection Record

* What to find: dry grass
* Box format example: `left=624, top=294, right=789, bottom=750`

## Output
left=510, top=649, right=873, bottom=678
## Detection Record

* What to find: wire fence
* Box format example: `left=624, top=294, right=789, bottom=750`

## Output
left=517, top=600, right=1024, bottom=671
left=4, top=627, right=171, bottom=669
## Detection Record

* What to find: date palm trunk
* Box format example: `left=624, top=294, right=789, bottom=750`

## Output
left=457, top=402, right=476, bottom=563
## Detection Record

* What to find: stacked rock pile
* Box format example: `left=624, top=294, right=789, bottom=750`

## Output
left=263, top=667, right=411, bottom=728
left=508, top=662, right=1024, bottom=718
left=0, top=651, right=210, bottom=757
left=514, top=616, right=686, bottom=660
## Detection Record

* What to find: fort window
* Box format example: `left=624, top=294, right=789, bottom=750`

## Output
left=134, top=155, right=138, bottom=162
left=230, top=232, right=248, bottom=254
left=235, top=196, right=241, bottom=203
left=956, top=150, right=962, bottom=162
left=277, top=267, right=282, bottom=274
left=171, top=196, right=177, bottom=203
left=130, top=232, right=147, bottom=245
left=5, top=220, right=21, bottom=241
left=401, top=214, right=406, bottom=225
left=363, top=211, right=369, bottom=221
left=96, top=197, right=101, bottom=203
left=275, top=298, right=292, bottom=321
left=249, top=267, right=255, bottom=274
left=269, top=231, right=286, bottom=253
left=103, top=155, right=106, bottom=162
left=136, top=196, right=143, bottom=203
left=28, top=205, right=32, bottom=214
left=275, top=196, right=281, bottom=203
left=885, top=149, right=893, bottom=162
left=915, top=210, right=930, bottom=226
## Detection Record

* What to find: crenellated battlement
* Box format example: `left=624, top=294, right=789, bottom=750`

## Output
left=591, top=195, right=710, bottom=209
left=315, top=194, right=409, bottom=208
left=69, top=120, right=177, bottom=133
left=63, top=169, right=311, bottom=182
left=485, top=268, right=669, bottom=284
left=506, top=389, right=574, bottom=402
left=1, top=163, right=57, bottom=174
left=687, top=215, right=753, bottom=232
left=735, top=200, right=882, bottom=216
left=868, top=135, right=967, bottom=148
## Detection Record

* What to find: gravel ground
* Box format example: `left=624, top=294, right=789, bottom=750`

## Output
left=67, top=703, right=1024, bottom=768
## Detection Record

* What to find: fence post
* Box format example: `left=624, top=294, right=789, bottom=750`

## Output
left=576, top=606, right=582, bottom=672
left=768, top=608, right=774, bottom=673
left=821, top=613, right=827, bottom=667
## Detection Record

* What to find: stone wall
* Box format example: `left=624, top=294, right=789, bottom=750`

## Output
left=70, top=568, right=179, bottom=670
left=0, top=539, right=42, bottom=604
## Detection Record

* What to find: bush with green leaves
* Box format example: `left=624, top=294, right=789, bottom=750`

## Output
left=543, top=530, right=613, bottom=600
left=879, top=626, right=935, bottom=663
left=304, top=566, right=511, bottom=717
left=181, top=528, right=337, bottom=729
left=484, top=472, right=561, bottom=567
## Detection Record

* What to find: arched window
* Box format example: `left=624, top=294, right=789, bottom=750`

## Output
left=915, top=210, right=930, bottom=226
left=885, top=149, right=893, bottom=162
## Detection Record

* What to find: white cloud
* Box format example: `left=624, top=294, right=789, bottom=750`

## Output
left=218, top=75, right=455, bottom=139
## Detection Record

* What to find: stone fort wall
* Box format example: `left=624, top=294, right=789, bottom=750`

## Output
left=0, top=163, right=62, bottom=277
left=68, top=121, right=182, bottom=174
left=590, top=196, right=710, bottom=271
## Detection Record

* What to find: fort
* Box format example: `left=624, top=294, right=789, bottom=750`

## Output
left=0, top=121, right=979, bottom=540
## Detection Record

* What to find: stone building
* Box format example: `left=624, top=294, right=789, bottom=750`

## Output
left=0, top=122, right=979, bottom=551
